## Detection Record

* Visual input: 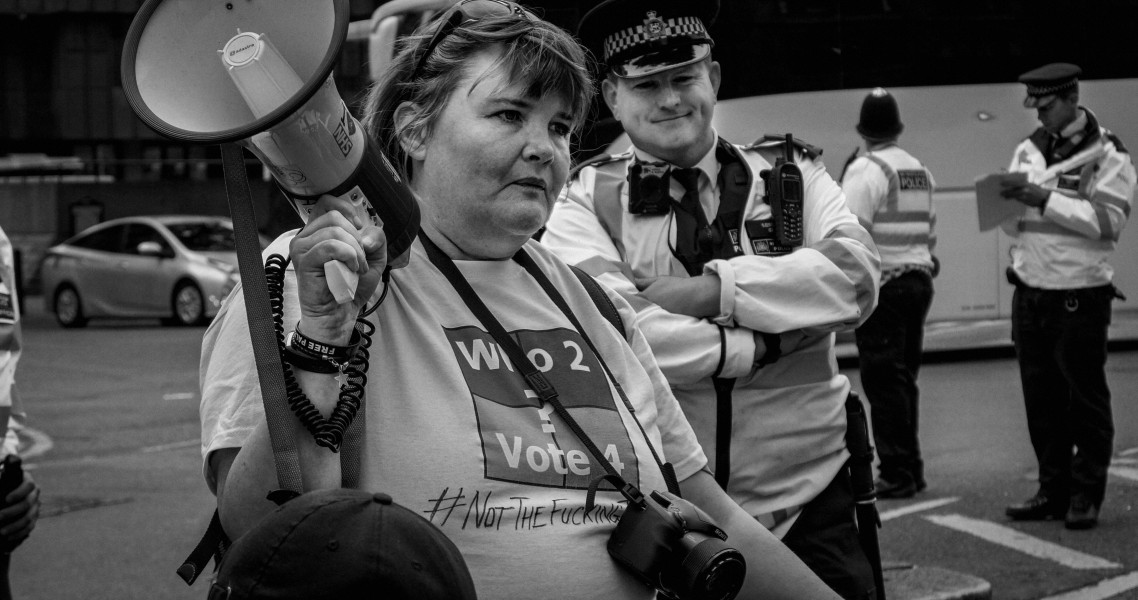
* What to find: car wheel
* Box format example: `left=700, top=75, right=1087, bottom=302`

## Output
left=170, top=281, right=205, bottom=326
left=54, top=285, right=88, bottom=328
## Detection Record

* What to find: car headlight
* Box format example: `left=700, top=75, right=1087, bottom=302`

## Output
left=207, top=258, right=240, bottom=282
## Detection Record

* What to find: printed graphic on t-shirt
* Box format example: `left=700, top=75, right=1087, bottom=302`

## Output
left=446, top=325, right=640, bottom=490
left=898, top=170, right=931, bottom=190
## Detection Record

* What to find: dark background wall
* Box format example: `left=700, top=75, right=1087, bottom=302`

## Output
left=7, top=1, right=1136, bottom=160
left=2, top=0, right=1136, bottom=291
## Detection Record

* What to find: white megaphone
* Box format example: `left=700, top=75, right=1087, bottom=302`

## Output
left=120, top=0, right=419, bottom=304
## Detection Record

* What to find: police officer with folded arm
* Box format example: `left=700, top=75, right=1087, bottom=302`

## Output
left=839, top=88, right=937, bottom=500
left=999, top=63, right=1134, bottom=530
left=541, top=1, right=882, bottom=597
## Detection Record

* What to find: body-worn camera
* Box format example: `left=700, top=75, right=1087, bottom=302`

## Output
left=608, top=489, right=746, bottom=600
left=628, top=160, right=673, bottom=215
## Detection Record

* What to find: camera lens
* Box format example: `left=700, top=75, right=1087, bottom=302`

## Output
left=674, top=538, right=746, bottom=600
left=699, top=553, right=746, bottom=600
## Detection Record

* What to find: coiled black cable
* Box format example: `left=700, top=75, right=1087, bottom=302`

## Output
left=264, top=253, right=376, bottom=452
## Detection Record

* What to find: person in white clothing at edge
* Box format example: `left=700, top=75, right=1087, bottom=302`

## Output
left=838, top=88, right=937, bottom=500
left=539, top=0, right=881, bottom=598
left=0, top=223, right=42, bottom=592
left=199, top=1, right=844, bottom=598
left=999, top=63, right=1134, bottom=531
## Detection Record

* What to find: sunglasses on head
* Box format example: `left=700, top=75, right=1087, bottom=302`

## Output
left=411, top=0, right=532, bottom=79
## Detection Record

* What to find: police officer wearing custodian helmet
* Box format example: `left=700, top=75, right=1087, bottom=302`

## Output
left=840, top=88, right=937, bottom=501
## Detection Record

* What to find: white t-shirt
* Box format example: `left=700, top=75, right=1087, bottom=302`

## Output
left=200, top=235, right=706, bottom=599
left=0, top=226, right=23, bottom=457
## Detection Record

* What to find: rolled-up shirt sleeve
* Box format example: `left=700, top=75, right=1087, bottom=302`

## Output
left=544, top=175, right=757, bottom=386
left=704, top=154, right=881, bottom=334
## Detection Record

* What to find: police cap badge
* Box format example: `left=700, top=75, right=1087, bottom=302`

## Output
left=578, top=0, right=719, bottom=78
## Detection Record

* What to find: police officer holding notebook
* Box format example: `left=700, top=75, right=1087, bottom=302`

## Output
left=1000, top=63, right=1135, bottom=530
left=541, top=1, right=881, bottom=597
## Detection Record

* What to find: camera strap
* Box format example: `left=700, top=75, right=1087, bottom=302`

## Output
left=511, top=250, right=679, bottom=495
left=421, top=235, right=680, bottom=510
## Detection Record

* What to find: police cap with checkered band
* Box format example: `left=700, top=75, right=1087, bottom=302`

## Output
left=1018, top=62, right=1081, bottom=108
left=578, top=0, right=719, bottom=78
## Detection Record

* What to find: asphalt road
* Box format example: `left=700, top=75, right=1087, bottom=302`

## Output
left=841, top=350, right=1138, bottom=600
left=8, top=295, right=1138, bottom=600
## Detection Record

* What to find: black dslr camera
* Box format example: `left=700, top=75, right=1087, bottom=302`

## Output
left=608, top=489, right=746, bottom=600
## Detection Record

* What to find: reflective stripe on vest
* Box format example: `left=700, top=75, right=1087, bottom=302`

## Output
left=863, top=154, right=935, bottom=250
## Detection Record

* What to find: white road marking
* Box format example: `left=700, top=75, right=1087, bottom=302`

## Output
left=141, top=440, right=199, bottom=453
left=1039, top=571, right=1138, bottom=600
left=1121, top=447, right=1138, bottom=457
left=162, top=392, right=196, bottom=401
left=925, top=514, right=1120, bottom=570
left=25, top=439, right=200, bottom=469
left=879, top=497, right=960, bottom=522
left=1108, top=466, right=1138, bottom=482
left=18, top=427, right=53, bottom=459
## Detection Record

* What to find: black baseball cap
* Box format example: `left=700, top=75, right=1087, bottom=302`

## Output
left=207, top=489, right=478, bottom=600
left=578, top=0, right=719, bottom=78
left=1018, top=62, right=1081, bottom=108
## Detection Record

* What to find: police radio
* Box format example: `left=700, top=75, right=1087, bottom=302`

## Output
left=760, top=133, right=804, bottom=248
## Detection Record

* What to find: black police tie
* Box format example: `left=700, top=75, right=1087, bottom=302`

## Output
left=671, top=167, right=710, bottom=275
left=1046, top=134, right=1059, bottom=163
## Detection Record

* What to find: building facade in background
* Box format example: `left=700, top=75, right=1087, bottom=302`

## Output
left=2, top=0, right=1135, bottom=292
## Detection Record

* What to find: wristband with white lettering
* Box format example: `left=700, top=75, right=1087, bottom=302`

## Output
left=281, top=340, right=340, bottom=374
left=288, top=324, right=362, bottom=363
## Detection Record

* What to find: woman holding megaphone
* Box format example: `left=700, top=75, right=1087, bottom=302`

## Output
left=200, top=2, right=841, bottom=599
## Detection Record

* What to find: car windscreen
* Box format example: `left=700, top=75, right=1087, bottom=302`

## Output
left=166, top=222, right=236, bottom=252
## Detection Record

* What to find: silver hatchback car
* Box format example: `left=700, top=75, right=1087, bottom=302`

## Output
left=40, top=215, right=244, bottom=327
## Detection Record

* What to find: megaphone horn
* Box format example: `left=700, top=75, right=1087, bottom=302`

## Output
left=121, top=0, right=419, bottom=304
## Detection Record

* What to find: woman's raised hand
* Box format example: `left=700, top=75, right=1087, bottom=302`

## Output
left=289, top=197, right=389, bottom=343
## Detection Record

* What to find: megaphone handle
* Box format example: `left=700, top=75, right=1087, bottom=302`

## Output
left=324, top=260, right=359, bottom=305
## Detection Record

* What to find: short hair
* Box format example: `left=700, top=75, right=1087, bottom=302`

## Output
left=362, top=11, right=595, bottom=180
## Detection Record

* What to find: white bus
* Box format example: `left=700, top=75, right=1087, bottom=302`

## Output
left=679, top=81, right=1138, bottom=351
left=349, top=1, right=1138, bottom=351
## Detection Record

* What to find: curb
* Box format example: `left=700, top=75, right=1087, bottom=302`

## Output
left=885, top=563, right=992, bottom=600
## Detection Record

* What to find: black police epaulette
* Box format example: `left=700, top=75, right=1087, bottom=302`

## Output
left=1027, top=127, right=1049, bottom=149
left=1105, top=130, right=1129, bottom=154
left=746, top=134, right=822, bottom=161
left=569, top=149, right=633, bottom=181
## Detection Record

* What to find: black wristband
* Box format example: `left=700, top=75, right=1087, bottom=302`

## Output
left=289, top=325, right=362, bottom=363
left=282, top=326, right=361, bottom=374
left=755, top=332, right=782, bottom=369
left=281, top=341, right=340, bottom=374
